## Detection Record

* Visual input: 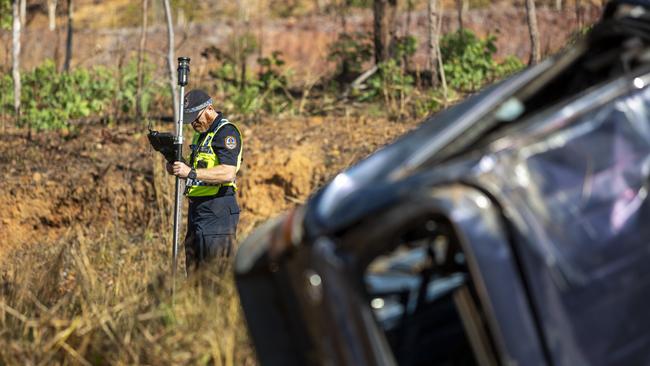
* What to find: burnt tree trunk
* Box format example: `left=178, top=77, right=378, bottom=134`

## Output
left=373, top=0, right=398, bottom=64
left=525, top=0, right=541, bottom=65
left=575, top=0, right=582, bottom=29
left=455, top=0, right=467, bottom=30
left=403, top=0, right=414, bottom=69
left=63, top=0, right=73, bottom=71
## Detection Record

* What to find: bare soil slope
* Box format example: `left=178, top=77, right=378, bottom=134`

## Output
left=0, top=116, right=416, bottom=259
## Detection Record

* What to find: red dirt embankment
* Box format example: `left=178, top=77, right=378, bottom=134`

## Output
left=0, top=116, right=416, bottom=259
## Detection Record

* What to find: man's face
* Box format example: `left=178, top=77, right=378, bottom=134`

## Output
left=191, top=107, right=211, bottom=133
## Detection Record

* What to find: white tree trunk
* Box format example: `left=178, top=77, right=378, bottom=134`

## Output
left=163, top=0, right=178, bottom=122
left=555, top=0, right=562, bottom=11
left=315, top=0, right=325, bottom=13
left=176, top=8, right=185, bottom=26
left=63, top=0, right=73, bottom=71
left=435, top=1, right=448, bottom=106
left=48, top=0, right=58, bottom=31
left=525, top=0, right=541, bottom=65
left=136, top=0, right=148, bottom=119
left=12, top=0, right=21, bottom=120
left=19, top=0, right=25, bottom=25
left=428, top=0, right=440, bottom=87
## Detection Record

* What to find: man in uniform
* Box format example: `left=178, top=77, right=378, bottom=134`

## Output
left=167, top=89, right=243, bottom=273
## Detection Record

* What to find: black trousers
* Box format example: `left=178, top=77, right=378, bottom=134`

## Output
left=184, top=194, right=240, bottom=273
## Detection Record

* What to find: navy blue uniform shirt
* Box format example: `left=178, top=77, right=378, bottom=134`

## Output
left=211, top=123, right=242, bottom=166
left=191, top=113, right=242, bottom=197
left=192, top=112, right=242, bottom=167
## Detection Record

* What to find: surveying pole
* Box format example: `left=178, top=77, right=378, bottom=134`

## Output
left=172, top=57, right=190, bottom=295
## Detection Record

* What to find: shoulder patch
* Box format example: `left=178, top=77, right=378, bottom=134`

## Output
left=224, top=136, right=237, bottom=150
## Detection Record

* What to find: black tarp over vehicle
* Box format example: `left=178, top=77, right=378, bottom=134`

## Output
left=235, top=1, right=650, bottom=365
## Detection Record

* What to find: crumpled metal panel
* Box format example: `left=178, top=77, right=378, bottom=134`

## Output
left=475, top=77, right=650, bottom=365
left=424, top=186, right=548, bottom=366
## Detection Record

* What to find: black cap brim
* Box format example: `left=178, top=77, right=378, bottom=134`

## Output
left=183, top=110, right=200, bottom=124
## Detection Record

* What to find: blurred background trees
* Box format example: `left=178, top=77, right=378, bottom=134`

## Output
left=0, top=0, right=605, bottom=130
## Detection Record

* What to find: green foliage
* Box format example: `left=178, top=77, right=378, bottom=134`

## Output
left=468, top=0, right=493, bottom=7
left=205, top=32, right=259, bottom=87
left=0, top=74, right=12, bottom=112
left=229, top=84, right=263, bottom=115
left=2, top=56, right=162, bottom=130
left=328, top=31, right=373, bottom=81
left=394, top=35, right=418, bottom=62
left=495, top=55, right=525, bottom=79
left=170, top=0, right=204, bottom=22
left=20, top=60, right=114, bottom=130
left=440, top=29, right=523, bottom=92
left=115, top=57, right=156, bottom=117
left=258, top=51, right=288, bottom=91
left=229, top=32, right=259, bottom=68
left=568, top=25, right=593, bottom=45
left=207, top=44, right=293, bottom=117
left=0, top=0, right=10, bottom=30
left=346, top=0, right=373, bottom=8
left=440, top=30, right=497, bottom=91
left=357, top=59, right=415, bottom=117
left=269, top=0, right=308, bottom=17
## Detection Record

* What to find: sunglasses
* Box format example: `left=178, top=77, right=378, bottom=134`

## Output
left=192, top=107, right=207, bottom=124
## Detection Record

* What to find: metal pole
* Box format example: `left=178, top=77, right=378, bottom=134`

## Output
left=172, top=57, right=190, bottom=296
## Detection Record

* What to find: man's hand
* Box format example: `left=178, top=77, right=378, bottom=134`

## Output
left=172, top=161, right=192, bottom=179
left=165, top=162, right=174, bottom=175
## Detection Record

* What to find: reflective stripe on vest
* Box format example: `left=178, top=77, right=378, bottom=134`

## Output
left=185, top=119, right=243, bottom=197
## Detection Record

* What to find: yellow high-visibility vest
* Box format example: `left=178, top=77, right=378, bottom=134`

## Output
left=185, top=119, right=242, bottom=197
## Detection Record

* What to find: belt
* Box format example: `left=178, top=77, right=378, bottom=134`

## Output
left=187, top=186, right=235, bottom=204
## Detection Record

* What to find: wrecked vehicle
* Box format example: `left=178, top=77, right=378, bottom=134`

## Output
left=235, top=1, right=650, bottom=365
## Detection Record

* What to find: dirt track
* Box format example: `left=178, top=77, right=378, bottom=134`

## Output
left=0, top=116, right=417, bottom=259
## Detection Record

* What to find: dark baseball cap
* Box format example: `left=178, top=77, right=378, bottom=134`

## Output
left=183, top=89, right=212, bottom=124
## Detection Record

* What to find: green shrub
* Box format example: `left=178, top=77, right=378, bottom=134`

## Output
left=394, top=34, right=418, bottom=64
left=258, top=51, right=289, bottom=91
left=495, top=55, right=525, bottom=79
left=347, top=0, right=372, bottom=8
left=358, top=59, right=415, bottom=117
left=0, top=0, right=10, bottom=30
left=20, top=60, right=115, bottom=130
left=0, top=73, right=12, bottom=113
left=208, top=46, right=293, bottom=117
left=440, top=29, right=523, bottom=92
left=115, top=56, right=156, bottom=117
left=328, top=31, right=374, bottom=81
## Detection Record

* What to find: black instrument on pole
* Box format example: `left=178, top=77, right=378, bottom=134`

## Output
left=147, top=57, right=190, bottom=296
left=171, top=57, right=190, bottom=294
left=147, top=131, right=177, bottom=163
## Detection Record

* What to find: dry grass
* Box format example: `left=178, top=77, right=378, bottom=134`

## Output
left=0, top=155, right=257, bottom=366
left=0, top=228, right=256, bottom=366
